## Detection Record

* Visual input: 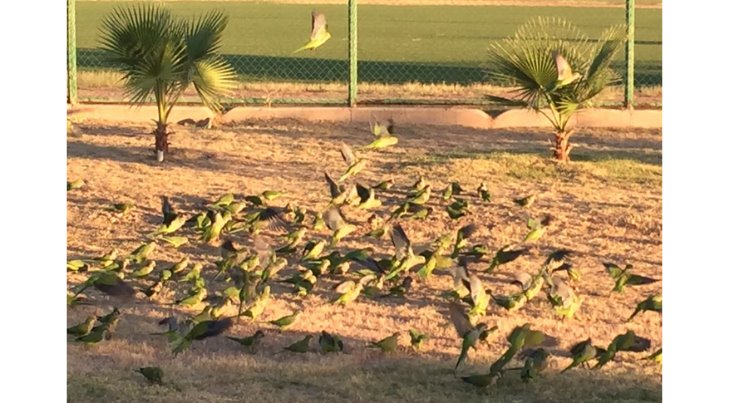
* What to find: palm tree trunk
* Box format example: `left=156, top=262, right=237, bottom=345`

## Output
left=552, top=129, right=574, bottom=162
left=154, top=121, right=169, bottom=163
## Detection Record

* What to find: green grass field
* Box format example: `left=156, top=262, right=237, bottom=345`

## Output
left=75, top=1, right=662, bottom=86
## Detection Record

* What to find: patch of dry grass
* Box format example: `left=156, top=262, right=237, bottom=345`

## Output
left=67, top=119, right=662, bottom=402
left=76, top=70, right=663, bottom=107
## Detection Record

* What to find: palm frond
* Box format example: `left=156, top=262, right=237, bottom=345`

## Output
left=485, top=17, right=626, bottom=130
left=185, top=10, right=228, bottom=62
left=190, top=57, right=238, bottom=113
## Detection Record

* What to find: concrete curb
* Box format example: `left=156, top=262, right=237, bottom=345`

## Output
left=68, top=104, right=662, bottom=129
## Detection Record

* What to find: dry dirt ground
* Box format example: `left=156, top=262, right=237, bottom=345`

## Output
left=67, top=118, right=662, bottom=402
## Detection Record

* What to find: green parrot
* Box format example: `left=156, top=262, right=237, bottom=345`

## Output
left=546, top=276, right=583, bottom=319
left=407, top=184, right=431, bottom=205
left=627, top=295, right=662, bottom=321
left=412, top=176, right=428, bottom=191
left=451, top=223, right=479, bottom=258
left=176, top=285, right=207, bottom=307
left=523, top=216, right=551, bottom=242
left=552, top=50, right=582, bottom=88
left=149, top=215, right=187, bottom=237
left=168, top=256, right=190, bottom=276
left=129, top=241, right=156, bottom=264
left=491, top=292, right=528, bottom=312
left=322, top=206, right=357, bottom=246
left=159, top=236, right=188, bottom=249
left=227, top=330, right=265, bottom=353
left=169, top=317, right=234, bottom=355
left=385, top=223, right=425, bottom=280
left=261, top=190, right=284, bottom=201
left=644, top=348, right=662, bottom=364
left=373, top=178, right=394, bottom=191
left=180, top=263, right=203, bottom=283
left=67, top=178, right=85, bottom=191
left=463, top=244, right=489, bottom=260
left=75, top=327, right=108, bottom=344
left=383, top=276, right=413, bottom=298
left=209, top=193, right=235, bottom=209
left=142, top=270, right=172, bottom=298
left=457, top=262, right=489, bottom=319
left=108, top=202, right=135, bottom=215
left=604, top=262, right=659, bottom=293
left=594, top=330, right=652, bottom=369
left=332, top=280, right=362, bottom=306
left=449, top=302, right=498, bottom=372
left=510, top=271, right=544, bottom=301
left=542, top=249, right=572, bottom=274
left=354, top=183, right=382, bottom=210
left=324, top=171, right=346, bottom=204
left=284, top=227, right=308, bottom=247
left=513, top=194, right=537, bottom=208
left=486, top=245, right=528, bottom=273
left=67, top=292, right=90, bottom=308
left=67, top=259, right=88, bottom=272
left=368, top=332, right=400, bottom=352
left=461, top=372, right=500, bottom=388
left=301, top=239, right=328, bottom=261
left=562, top=338, right=598, bottom=373
left=90, top=248, right=119, bottom=267
left=333, top=274, right=376, bottom=305
left=442, top=181, right=463, bottom=201
left=131, top=260, right=156, bottom=278
left=135, top=367, right=164, bottom=385
left=477, top=182, right=491, bottom=203
left=186, top=317, right=235, bottom=341
left=506, top=323, right=559, bottom=352
left=96, top=307, right=121, bottom=324
left=87, top=271, right=136, bottom=301
left=363, top=134, right=398, bottom=150
left=520, top=348, right=550, bottom=383
left=67, top=316, right=96, bottom=337
left=369, top=115, right=394, bottom=137
left=319, top=331, right=344, bottom=353
left=416, top=251, right=438, bottom=280
left=339, top=143, right=367, bottom=182
left=202, top=211, right=232, bottom=243
left=282, top=335, right=313, bottom=353
left=293, top=11, right=331, bottom=53
left=241, top=285, right=270, bottom=319
left=269, top=311, right=300, bottom=331
left=160, top=196, right=178, bottom=225
left=446, top=203, right=468, bottom=220
left=408, top=329, right=428, bottom=351
left=282, top=269, right=317, bottom=297
left=563, top=264, right=582, bottom=282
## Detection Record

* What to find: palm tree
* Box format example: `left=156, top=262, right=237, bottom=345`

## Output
left=486, top=17, right=625, bottom=162
left=98, top=4, right=237, bottom=162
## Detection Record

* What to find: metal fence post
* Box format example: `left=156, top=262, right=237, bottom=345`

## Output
left=624, top=0, right=635, bottom=109
left=67, top=0, right=78, bottom=105
left=348, top=0, right=358, bottom=107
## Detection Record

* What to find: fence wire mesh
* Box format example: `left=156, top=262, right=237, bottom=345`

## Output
left=72, top=0, right=661, bottom=107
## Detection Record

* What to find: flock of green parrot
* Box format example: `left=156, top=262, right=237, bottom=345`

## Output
left=68, top=111, right=661, bottom=389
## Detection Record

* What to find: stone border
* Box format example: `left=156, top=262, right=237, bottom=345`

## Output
left=68, top=105, right=662, bottom=129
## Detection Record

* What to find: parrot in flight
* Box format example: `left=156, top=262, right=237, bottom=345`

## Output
left=552, top=50, right=582, bottom=87
left=294, top=11, right=331, bottom=53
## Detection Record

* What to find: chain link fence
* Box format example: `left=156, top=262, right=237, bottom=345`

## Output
left=70, top=0, right=661, bottom=107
